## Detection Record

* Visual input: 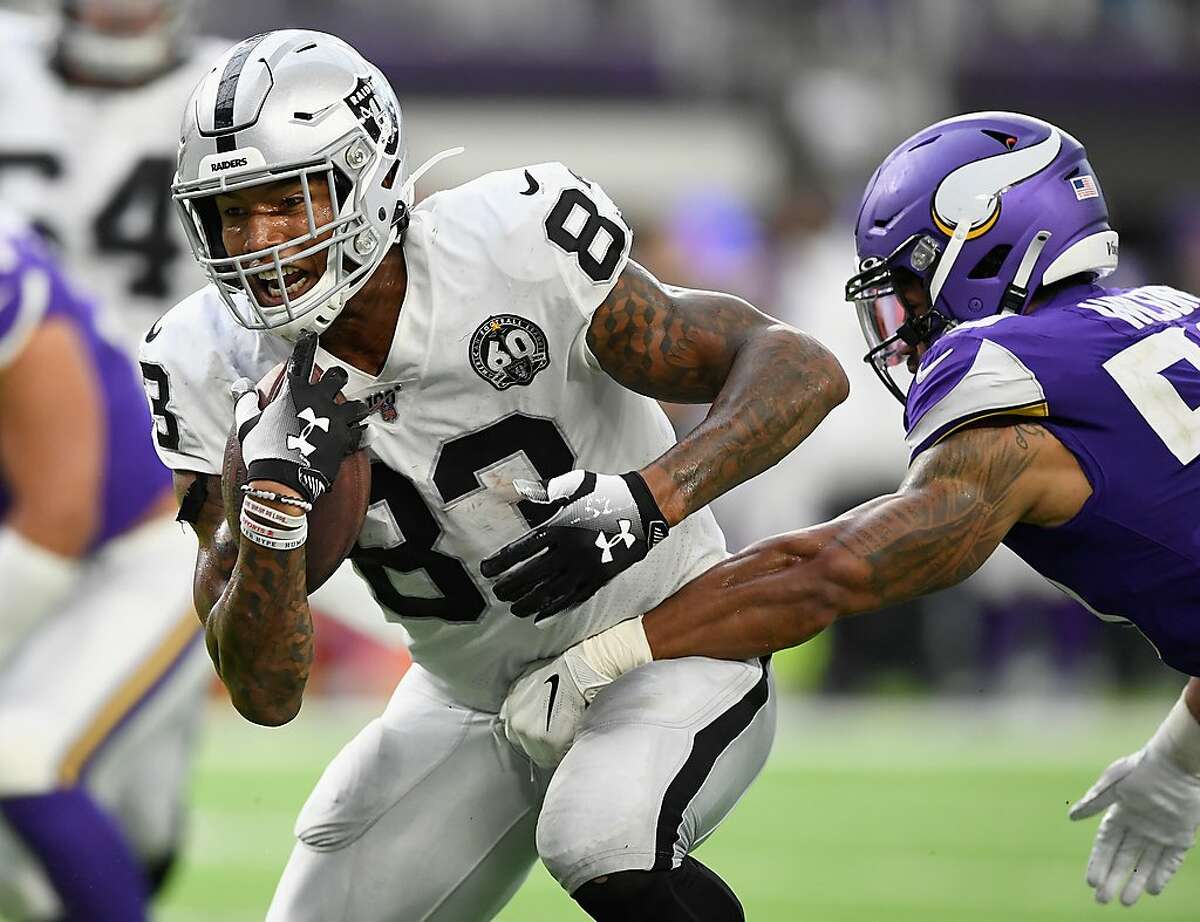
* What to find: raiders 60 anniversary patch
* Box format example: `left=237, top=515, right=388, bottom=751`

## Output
left=469, top=314, right=550, bottom=390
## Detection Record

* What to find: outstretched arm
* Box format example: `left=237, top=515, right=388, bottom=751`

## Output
left=641, top=422, right=1087, bottom=660
left=587, top=259, right=848, bottom=525
left=497, top=422, right=1084, bottom=766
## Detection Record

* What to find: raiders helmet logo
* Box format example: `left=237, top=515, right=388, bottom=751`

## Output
left=344, top=75, right=400, bottom=156
left=469, top=315, right=551, bottom=391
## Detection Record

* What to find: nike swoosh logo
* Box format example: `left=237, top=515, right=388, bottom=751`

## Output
left=544, top=673, right=560, bottom=732
left=914, top=348, right=953, bottom=384
left=520, top=170, right=539, bottom=196
left=144, top=317, right=164, bottom=343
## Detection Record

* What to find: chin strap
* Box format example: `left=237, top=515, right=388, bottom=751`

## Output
left=400, top=146, right=465, bottom=207
left=999, top=229, right=1052, bottom=314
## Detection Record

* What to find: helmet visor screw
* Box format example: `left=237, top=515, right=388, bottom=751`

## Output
left=354, top=230, right=377, bottom=255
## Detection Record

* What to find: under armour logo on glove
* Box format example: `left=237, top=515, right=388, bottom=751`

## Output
left=234, top=331, right=369, bottom=504
left=287, top=407, right=330, bottom=460
left=480, top=469, right=669, bottom=623
left=596, top=520, right=635, bottom=563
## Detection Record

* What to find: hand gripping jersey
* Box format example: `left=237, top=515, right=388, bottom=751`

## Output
left=0, top=216, right=170, bottom=548
left=905, top=281, right=1200, bottom=675
left=141, top=163, right=728, bottom=710
left=0, top=11, right=223, bottom=352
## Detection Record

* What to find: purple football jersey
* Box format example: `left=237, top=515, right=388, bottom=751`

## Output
left=0, top=221, right=170, bottom=549
left=905, top=281, right=1200, bottom=675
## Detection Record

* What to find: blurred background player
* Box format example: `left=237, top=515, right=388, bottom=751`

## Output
left=0, top=0, right=223, bottom=352
left=0, top=0, right=400, bottom=650
left=0, top=212, right=207, bottom=921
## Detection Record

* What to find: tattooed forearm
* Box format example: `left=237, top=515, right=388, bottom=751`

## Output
left=173, top=471, right=311, bottom=726
left=832, top=422, right=1048, bottom=606
left=195, top=520, right=238, bottom=620
left=642, top=423, right=1051, bottom=662
left=587, top=259, right=848, bottom=523
left=172, top=472, right=235, bottom=624
left=207, top=537, right=312, bottom=727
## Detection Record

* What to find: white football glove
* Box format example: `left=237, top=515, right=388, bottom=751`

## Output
left=499, top=616, right=652, bottom=768
left=1069, top=694, right=1200, bottom=906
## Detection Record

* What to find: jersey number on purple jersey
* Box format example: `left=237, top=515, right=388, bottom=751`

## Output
left=1103, top=327, right=1200, bottom=465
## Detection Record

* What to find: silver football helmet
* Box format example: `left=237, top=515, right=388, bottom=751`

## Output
left=174, top=30, right=451, bottom=340
left=57, top=0, right=188, bottom=85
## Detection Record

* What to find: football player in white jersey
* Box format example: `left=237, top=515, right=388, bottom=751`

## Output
left=140, top=30, right=848, bottom=921
left=0, top=0, right=224, bottom=351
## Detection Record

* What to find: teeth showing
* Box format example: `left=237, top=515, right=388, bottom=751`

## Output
left=262, top=267, right=307, bottom=300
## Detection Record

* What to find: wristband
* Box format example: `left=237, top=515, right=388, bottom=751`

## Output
left=242, top=496, right=307, bottom=529
left=621, top=471, right=670, bottom=547
left=240, top=485, right=313, bottom=513
left=576, top=615, right=653, bottom=702
left=240, top=501, right=307, bottom=551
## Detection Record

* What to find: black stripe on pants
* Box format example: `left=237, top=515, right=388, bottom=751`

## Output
left=652, top=660, right=770, bottom=871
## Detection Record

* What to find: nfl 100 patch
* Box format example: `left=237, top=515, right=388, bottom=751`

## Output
left=469, top=314, right=551, bottom=390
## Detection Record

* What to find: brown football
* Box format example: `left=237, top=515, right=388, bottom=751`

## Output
left=222, top=362, right=371, bottom=592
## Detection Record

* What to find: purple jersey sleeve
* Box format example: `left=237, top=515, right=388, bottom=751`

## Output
left=904, top=315, right=1049, bottom=460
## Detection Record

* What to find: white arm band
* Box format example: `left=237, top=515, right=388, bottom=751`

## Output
left=577, top=615, right=653, bottom=697
left=1147, top=690, right=1200, bottom=777
left=0, top=527, right=81, bottom=664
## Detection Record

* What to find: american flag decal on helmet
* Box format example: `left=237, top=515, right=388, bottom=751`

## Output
left=1071, top=175, right=1099, bottom=200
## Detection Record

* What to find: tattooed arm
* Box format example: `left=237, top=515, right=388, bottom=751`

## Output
left=174, top=471, right=312, bottom=726
left=640, top=422, right=1092, bottom=660
left=587, top=259, right=848, bottom=525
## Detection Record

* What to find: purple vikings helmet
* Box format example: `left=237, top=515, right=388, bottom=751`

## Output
left=845, top=112, right=1119, bottom=402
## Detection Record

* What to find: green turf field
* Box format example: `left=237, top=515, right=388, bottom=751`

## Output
left=158, top=696, right=1200, bottom=921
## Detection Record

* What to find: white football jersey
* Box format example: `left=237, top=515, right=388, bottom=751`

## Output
left=141, top=162, right=727, bottom=711
left=0, top=12, right=224, bottom=352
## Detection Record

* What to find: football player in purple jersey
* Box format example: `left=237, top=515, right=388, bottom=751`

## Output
left=505, top=112, right=1200, bottom=908
left=0, top=213, right=206, bottom=922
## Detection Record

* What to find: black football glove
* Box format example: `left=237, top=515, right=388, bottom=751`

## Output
left=234, top=331, right=369, bottom=504
left=480, top=469, right=669, bottom=623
